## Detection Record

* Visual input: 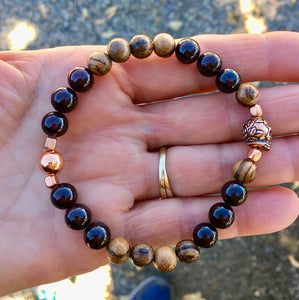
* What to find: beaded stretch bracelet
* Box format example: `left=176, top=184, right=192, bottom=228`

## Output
left=39, top=33, right=271, bottom=273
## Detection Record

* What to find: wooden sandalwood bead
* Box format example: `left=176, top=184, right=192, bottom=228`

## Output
left=236, top=83, right=259, bottom=107
left=233, top=159, right=257, bottom=183
left=106, top=238, right=130, bottom=264
left=130, top=243, right=154, bottom=267
left=175, top=240, right=200, bottom=264
left=107, top=38, right=131, bottom=63
left=130, top=35, right=153, bottom=59
left=153, top=246, right=177, bottom=272
left=88, top=51, right=112, bottom=76
left=153, top=33, right=175, bottom=58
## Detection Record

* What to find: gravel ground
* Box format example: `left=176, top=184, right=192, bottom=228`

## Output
left=0, top=0, right=299, bottom=299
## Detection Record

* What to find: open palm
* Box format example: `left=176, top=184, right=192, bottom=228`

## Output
left=0, top=31, right=299, bottom=295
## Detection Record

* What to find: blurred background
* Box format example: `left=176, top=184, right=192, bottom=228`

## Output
left=0, top=0, right=299, bottom=299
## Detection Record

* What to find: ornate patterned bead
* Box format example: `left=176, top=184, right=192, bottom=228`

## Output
left=153, top=33, right=175, bottom=58
left=242, top=117, right=272, bottom=151
left=233, top=159, right=257, bottom=183
left=107, top=38, right=131, bottom=63
left=88, top=51, right=112, bottom=76
left=41, top=111, right=68, bottom=137
left=221, top=180, right=248, bottom=206
left=65, top=203, right=91, bottom=230
left=236, top=83, right=259, bottom=107
left=130, top=243, right=154, bottom=267
left=216, top=68, right=241, bottom=93
left=193, top=223, right=218, bottom=248
left=153, top=246, right=177, bottom=272
left=250, top=104, right=263, bottom=117
left=51, top=87, right=78, bottom=113
left=175, top=38, right=200, bottom=64
left=175, top=240, right=200, bottom=264
left=247, top=148, right=262, bottom=162
left=68, top=67, right=94, bottom=92
left=84, top=222, right=111, bottom=249
left=197, top=52, right=222, bottom=77
left=39, top=150, right=64, bottom=174
left=209, top=202, right=235, bottom=229
left=51, top=183, right=77, bottom=209
left=44, top=175, right=59, bottom=188
left=106, top=238, right=130, bottom=264
left=130, top=35, right=153, bottom=59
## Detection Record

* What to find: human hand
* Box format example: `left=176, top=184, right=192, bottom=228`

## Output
left=0, top=31, right=298, bottom=295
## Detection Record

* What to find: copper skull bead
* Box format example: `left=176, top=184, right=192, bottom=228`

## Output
left=242, top=117, right=272, bottom=151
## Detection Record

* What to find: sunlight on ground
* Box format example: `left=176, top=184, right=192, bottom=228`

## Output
left=37, top=265, right=113, bottom=300
left=239, top=0, right=268, bottom=33
left=7, top=21, right=37, bottom=50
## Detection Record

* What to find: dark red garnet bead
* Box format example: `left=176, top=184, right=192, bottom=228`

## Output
left=68, top=67, right=94, bottom=92
left=175, top=38, right=200, bottom=64
left=84, top=222, right=111, bottom=249
left=41, top=111, right=68, bottom=137
left=222, top=180, right=247, bottom=206
left=216, top=68, right=241, bottom=93
left=209, top=202, right=235, bottom=229
left=51, top=183, right=77, bottom=209
left=197, top=52, right=222, bottom=77
left=51, top=87, right=78, bottom=113
left=65, top=203, right=91, bottom=230
left=193, top=222, right=218, bottom=248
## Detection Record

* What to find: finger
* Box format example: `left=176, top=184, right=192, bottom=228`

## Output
left=126, top=31, right=299, bottom=103
left=123, top=187, right=299, bottom=246
left=142, top=84, right=299, bottom=148
left=144, top=135, right=299, bottom=200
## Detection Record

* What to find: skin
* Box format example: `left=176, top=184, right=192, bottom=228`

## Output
left=0, top=31, right=298, bottom=295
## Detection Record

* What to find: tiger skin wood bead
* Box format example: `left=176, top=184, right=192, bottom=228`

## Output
left=130, top=243, right=154, bottom=267
left=107, top=38, right=131, bottom=63
left=106, top=238, right=130, bottom=264
left=233, top=159, right=257, bottom=183
left=153, top=33, right=175, bottom=58
left=236, top=83, right=259, bottom=107
left=130, top=35, right=153, bottom=59
left=153, top=246, right=177, bottom=272
left=175, top=240, right=200, bottom=264
left=88, top=51, right=112, bottom=76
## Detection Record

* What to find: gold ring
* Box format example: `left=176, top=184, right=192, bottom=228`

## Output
left=159, top=147, right=174, bottom=199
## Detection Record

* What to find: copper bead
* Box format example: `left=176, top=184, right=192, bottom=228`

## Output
left=242, top=117, right=272, bottom=151
left=88, top=51, right=112, bottom=76
left=153, top=33, right=175, bottom=58
left=39, top=151, right=64, bottom=174
left=236, top=83, right=259, bottom=107
left=233, top=159, right=257, bottom=183
left=130, top=35, right=153, bottom=59
left=247, top=148, right=262, bottom=162
left=44, top=175, right=59, bottom=188
left=106, top=238, right=130, bottom=264
left=154, top=246, right=177, bottom=272
left=44, top=137, right=57, bottom=151
left=250, top=104, right=263, bottom=117
left=107, top=38, right=131, bottom=63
